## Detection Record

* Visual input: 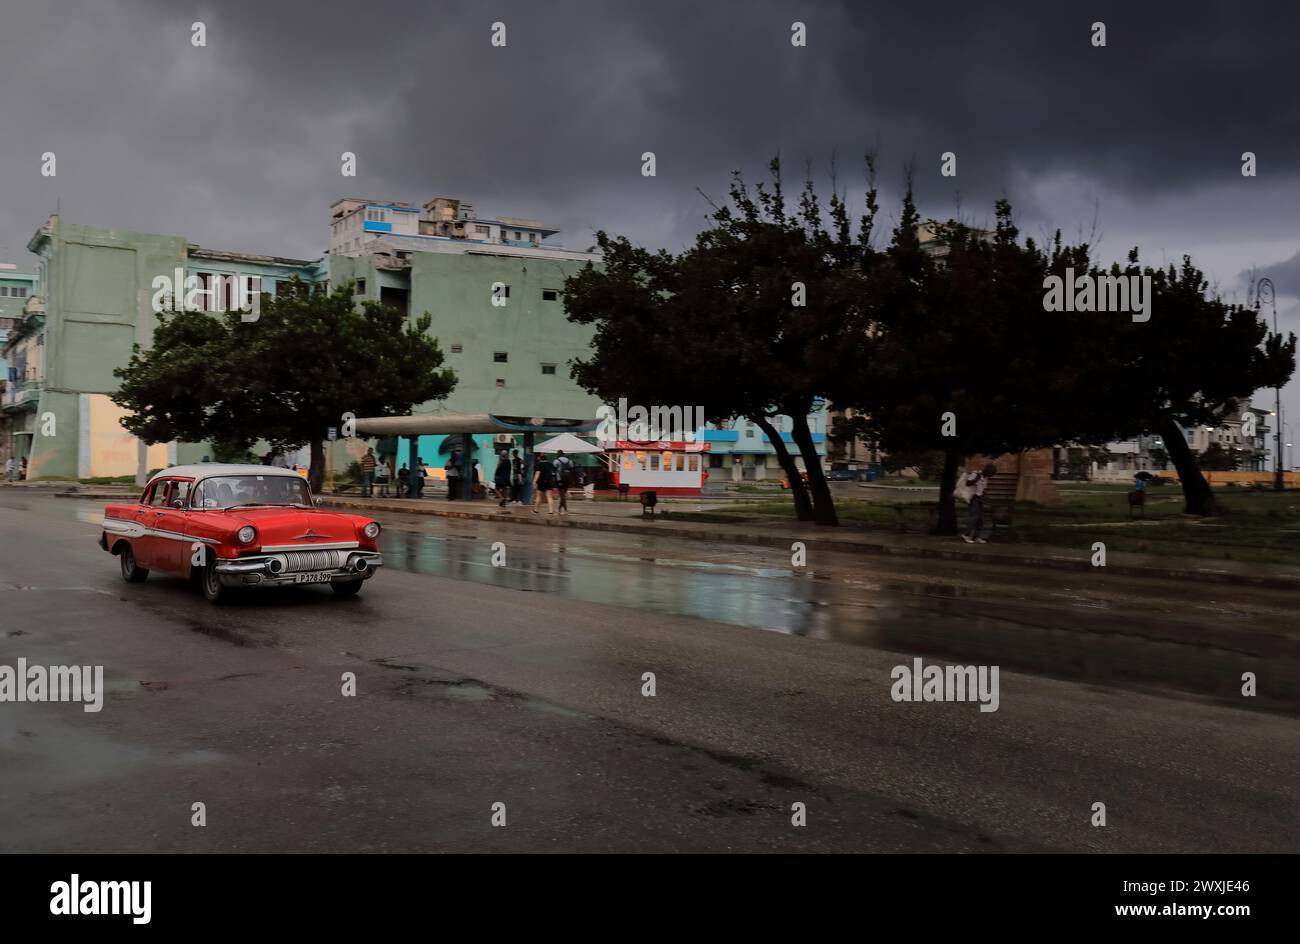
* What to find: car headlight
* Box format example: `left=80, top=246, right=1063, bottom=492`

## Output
left=363, top=521, right=380, bottom=539
left=237, top=526, right=257, bottom=545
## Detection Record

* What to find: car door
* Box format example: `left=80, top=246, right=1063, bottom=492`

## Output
left=131, top=480, right=166, bottom=568
left=152, top=478, right=193, bottom=574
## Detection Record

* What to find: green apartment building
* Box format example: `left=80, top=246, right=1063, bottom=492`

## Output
left=10, top=197, right=602, bottom=480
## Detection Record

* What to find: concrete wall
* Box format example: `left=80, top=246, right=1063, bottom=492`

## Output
left=27, top=217, right=188, bottom=478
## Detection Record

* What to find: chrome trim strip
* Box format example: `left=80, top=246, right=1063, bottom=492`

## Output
left=260, top=541, right=359, bottom=552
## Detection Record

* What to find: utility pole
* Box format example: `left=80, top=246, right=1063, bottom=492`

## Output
left=1256, top=278, right=1283, bottom=490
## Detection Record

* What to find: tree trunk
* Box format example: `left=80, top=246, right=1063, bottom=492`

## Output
left=753, top=415, right=813, bottom=521
left=790, top=411, right=838, bottom=526
left=932, top=447, right=962, bottom=535
left=309, top=439, right=325, bottom=495
left=1159, top=416, right=1217, bottom=516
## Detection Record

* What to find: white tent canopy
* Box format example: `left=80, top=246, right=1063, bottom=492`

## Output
left=533, top=432, right=602, bottom=454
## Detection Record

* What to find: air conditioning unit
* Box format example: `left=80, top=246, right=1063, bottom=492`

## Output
left=493, top=434, right=514, bottom=445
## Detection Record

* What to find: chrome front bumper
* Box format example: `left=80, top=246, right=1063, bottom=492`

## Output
left=214, top=551, right=383, bottom=587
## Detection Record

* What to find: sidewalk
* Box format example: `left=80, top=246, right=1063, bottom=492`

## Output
left=22, top=480, right=1299, bottom=590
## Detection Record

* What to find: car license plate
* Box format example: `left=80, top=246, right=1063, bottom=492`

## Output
left=294, top=572, right=333, bottom=584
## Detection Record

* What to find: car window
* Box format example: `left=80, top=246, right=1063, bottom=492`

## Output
left=191, top=474, right=310, bottom=509
left=170, top=480, right=192, bottom=508
left=142, top=481, right=167, bottom=506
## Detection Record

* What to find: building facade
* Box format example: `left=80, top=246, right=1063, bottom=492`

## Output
left=14, top=196, right=603, bottom=481
left=1, top=264, right=43, bottom=470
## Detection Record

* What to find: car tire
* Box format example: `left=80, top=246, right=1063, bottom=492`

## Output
left=331, top=580, right=362, bottom=598
left=200, top=563, right=228, bottom=604
left=120, top=544, right=149, bottom=583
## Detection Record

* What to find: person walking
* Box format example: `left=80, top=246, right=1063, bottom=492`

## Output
left=961, top=463, right=995, bottom=543
left=376, top=456, right=391, bottom=497
left=510, top=449, right=524, bottom=505
left=495, top=452, right=513, bottom=507
left=360, top=447, right=377, bottom=497
left=533, top=452, right=556, bottom=515
left=4, top=456, right=13, bottom=482
left=413, top=457, right=427, bottom=499
left=553, top=450, right=577, bottom=515
left=396, top=464, right=410, bottom=498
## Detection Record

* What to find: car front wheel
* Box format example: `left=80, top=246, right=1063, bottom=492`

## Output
left=200, top=563, right=228, bottom=604
left=120, top=544, right=149, bottom=583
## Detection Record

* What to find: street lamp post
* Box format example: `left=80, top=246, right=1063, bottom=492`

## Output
left=1256, top=278, right=1283, bottom=490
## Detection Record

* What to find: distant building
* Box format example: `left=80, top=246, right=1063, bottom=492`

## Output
left=696, top=411, right=829, bottom=482
left=0, top=263, right=42, bottom=470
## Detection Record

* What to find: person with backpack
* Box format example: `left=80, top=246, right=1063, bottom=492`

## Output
left=553, top=450, right=578, bottom=515
left=533, top=452, right=556, bottom=515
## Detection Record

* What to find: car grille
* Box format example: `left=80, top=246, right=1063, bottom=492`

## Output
left=282, top=550, right=340, bottom=572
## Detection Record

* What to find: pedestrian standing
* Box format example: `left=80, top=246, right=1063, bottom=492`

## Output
left=495, top=452, right=512, bottom=507
left=397, top=464, right=410, bottom=498
left=445, top=449, right=461, bottom=500
left=511, top=449, right=524, bottom=504
left=961, top=463, right=995, bottom=544
left=376, top=456, right=391, bottom=497
left=20, top=456, right=28, bottom=480
left=533, top=452, right=556, bottom=515
left=360, top=447, right=377, bottom=497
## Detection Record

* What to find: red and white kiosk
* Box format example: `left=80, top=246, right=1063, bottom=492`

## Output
left=606, top=440, right=709, bottom=497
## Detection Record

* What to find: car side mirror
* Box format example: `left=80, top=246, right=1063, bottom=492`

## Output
left=313, top=497, right=323, bottom=507
left=171, top=498, right=185, bottom=509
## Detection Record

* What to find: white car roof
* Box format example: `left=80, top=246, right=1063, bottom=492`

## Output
left=148, top=463, right=305, bottom=484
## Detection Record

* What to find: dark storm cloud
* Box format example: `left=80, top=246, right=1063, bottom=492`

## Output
left=3, top=0, right=1298, bottom=262
left=4, top=0, right=1298, bottom=434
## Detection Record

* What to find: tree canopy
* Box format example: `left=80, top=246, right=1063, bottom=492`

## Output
left=113, top=280, right=456, bottom=491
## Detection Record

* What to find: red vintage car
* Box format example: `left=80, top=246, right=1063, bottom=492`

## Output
left=99, top=464, right=383, bottom=603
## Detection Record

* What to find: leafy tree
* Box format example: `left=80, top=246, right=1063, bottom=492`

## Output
left=880, top=447, right=946, bottom=480
left=855, top=195, right=1113, bottom=534
left=1198, top=442, right=1242, bottom=472
left=113, top=280, right=456, bottom=491
left=567, top=158, right=882, bottom=526
left=1070, top=255, right=1295, bottom=515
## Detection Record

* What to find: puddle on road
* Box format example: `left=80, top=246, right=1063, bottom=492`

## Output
left=377, top=529, right=1300, bottom=715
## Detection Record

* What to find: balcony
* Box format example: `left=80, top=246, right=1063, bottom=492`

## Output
left=1, top=378, right=41, bottom=412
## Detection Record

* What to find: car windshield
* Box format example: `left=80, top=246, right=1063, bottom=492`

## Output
left=191, top=474, right=312, bottom=510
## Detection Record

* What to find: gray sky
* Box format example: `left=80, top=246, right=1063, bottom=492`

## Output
left=4, top=0, right=1300, bottom=447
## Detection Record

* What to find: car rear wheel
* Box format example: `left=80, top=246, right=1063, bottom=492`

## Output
left=331, top=580, right=362, bottom=598
left=120, top=544, right=149, bottom=583
left=200, top=563, right=228, bottom=604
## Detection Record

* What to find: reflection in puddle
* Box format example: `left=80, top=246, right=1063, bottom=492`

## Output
left=376, top=529, right=1298, bottom=713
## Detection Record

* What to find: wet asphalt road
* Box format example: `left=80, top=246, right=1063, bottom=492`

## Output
left=1, top=492, right=1297, bottom=852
